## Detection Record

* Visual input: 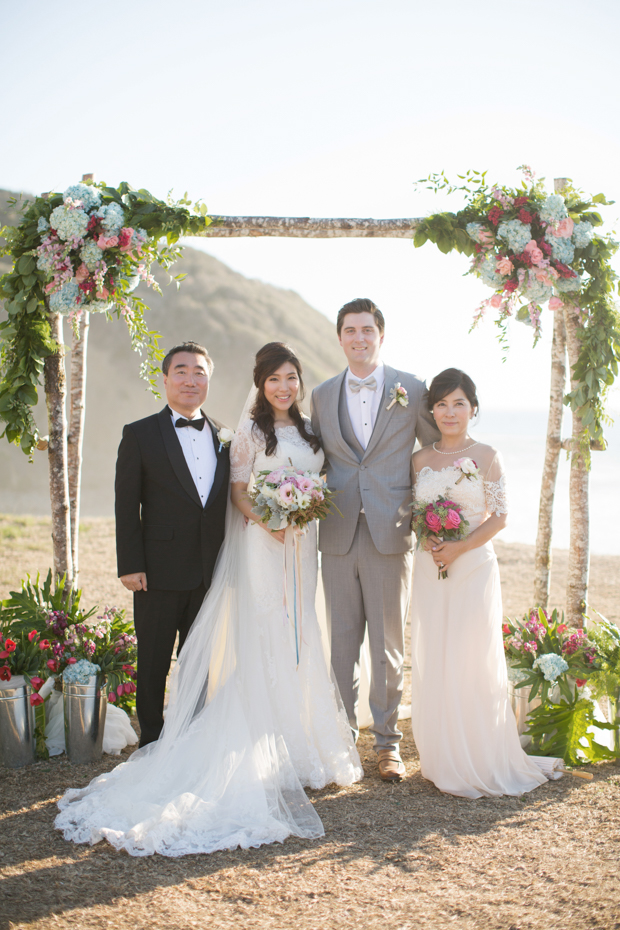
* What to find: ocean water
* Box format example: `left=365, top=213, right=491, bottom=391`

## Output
left=470, top=409, right=620, bottom=555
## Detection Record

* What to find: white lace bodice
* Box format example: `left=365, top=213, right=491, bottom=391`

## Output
left=230, top=418, right=324, bottom=483
left=414, top=463, right=508, bottom=531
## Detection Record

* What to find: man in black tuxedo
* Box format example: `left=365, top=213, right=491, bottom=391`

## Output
left=115, top=341, right=230, bottom=746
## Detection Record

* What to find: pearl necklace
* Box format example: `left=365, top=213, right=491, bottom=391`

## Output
left=432, top=440, right=479, bottom=455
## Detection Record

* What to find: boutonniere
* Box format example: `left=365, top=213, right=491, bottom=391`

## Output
left=454, top=458, right=479, bottom=484
left=217, top=427, right=234, bottom=452
left=386, top=382, right=409, bottom=410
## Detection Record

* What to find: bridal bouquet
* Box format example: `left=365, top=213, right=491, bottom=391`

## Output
left=410, top=496, right=469, bottom=579
left=248, top=465, right=337, bottom=531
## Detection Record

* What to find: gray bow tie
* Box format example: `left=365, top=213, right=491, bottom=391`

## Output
left=349, top=376, right=377, bottom=394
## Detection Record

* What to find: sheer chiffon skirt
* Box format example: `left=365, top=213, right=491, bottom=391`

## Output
left=55, top=508, right=361, bottom=857
left=410, top=543, right=546, bottom=799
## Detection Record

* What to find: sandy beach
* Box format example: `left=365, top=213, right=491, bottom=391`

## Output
left=1, top=514, right=619, bottom=930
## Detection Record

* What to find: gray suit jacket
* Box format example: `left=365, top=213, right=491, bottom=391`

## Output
left=311, top=365, right=440, bottom=556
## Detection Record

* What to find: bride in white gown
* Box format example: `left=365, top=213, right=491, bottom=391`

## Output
left=55, top=343, right=362, bottom=856
left=410, top=368, right=547, bottom=799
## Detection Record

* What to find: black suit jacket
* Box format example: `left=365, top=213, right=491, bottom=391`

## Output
left=115, top=406, right=230, bottom=591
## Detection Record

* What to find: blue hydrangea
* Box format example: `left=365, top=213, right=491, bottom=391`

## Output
left=572, top=221, right=593, bottom=249
left=97, top=202, right=125, bottom=235
left=497, top=219, right=532, bottom=253
left=524, top=277, right=552, bottom=303
left=37, top=251, right=56, bottom=275
left=546, top=232, right=575, bottom=264
left=37, top=216, right=50, bottom=234
left=89, top=298, right=113, bottom=313
left=50, top=204, right=89, bottom=242
left=63, top=183, right=102, bottom=212
left=539, top=194, right=568, bottom=225
left=555, top=275, right=581, bottom=293
left=80, top=240, right=104, bottom=271
left=479, top=253, right=506, bottom=289
left=49, top=279, right=82, bottom=315
left=506, top=664, right=529, bottom=684
left=63, top=658, right=101, bottom=685
left=533, top=652, right=569, bottom=683
left=466, top=222, right=483, bottom=242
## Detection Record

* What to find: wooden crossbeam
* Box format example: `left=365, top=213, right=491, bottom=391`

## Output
left=192, top=216, right=423, bottom=239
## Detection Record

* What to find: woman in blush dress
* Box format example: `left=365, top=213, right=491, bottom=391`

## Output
left=55, top=343, right=362, bottom=857
left=409, top=368, right=547, bottom=799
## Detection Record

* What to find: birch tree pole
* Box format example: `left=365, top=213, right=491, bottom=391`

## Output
left=67, top=309, right=89, bottom=586
left=65, top=174, right=95, bottom=586
left=43, top=310, right=73, bottom=587
left=563, top=301, right=590, bottom=627
left=532, top=178, right=569, bottom=609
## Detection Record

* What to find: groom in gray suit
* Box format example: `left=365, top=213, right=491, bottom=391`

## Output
left=311, top=298, right=439, bottom=781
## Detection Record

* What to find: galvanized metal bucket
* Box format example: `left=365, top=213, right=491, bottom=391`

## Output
left=0, top=675, right=36, bottom=768
left=63, top=674, right=107, bottom=763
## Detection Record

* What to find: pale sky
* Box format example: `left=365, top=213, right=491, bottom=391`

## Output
left=2, top=0, right=620, bottom=412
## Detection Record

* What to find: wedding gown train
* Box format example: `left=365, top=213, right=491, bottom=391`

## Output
left=55, top=421, right=362, bottom=856
left=410, top=458, right=547, bottom=799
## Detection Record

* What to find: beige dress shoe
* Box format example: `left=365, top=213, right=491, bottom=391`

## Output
left=377, top=748, right=406, bottom=782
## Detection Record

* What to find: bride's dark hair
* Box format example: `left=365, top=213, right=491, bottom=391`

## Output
left=251, top=342, right=321, bottom=456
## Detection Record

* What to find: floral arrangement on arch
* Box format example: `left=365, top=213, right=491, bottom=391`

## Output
left=0, top=179, right=211, bottom=453
left=466, top=168, right=593, bottom=338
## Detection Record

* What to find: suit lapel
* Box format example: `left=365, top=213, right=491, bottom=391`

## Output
left=362, top=365, right=399, bottom=460
left=158, top=407, right=203, bottom=508
left=328, top=369, right=362, bottom=464
left=205, top=416, right=228, bottom=510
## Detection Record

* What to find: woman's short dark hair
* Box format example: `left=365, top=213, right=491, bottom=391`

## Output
left=251, top=342, right=321, bottom=456
left=162, top=341, right=214, bottom=377
left=336, top=298, right=385, bottom=336
left=426, top=368, right=479, bottom=413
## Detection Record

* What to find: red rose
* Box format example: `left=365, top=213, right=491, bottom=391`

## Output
left=488, top=205, right=504, bottom=226
left=30, top=693, right=44, bottom=707
left=503, top=279, right=518, bottom=293
left=28, top=630, right=39, bottom=642
left=30, top=676, right=45, bottom=691
left=39, top=639, right=51, bottom=650
left=66, top=657, right=77, bottom=664
left=4, top=639, right=16, bottom=653
left=518, top=209, right=533, bottom=224
left=0, top=666, right=11, bottom=681
left=425, top=511, right=442, bottom=533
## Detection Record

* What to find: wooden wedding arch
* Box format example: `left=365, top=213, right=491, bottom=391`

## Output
left=3, top=176, right=609, bottom=627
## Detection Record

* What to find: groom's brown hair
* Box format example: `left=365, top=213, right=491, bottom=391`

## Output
left=336, top=298, right=385, bottom=336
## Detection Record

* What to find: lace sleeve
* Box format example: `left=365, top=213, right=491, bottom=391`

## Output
left=230, top=419, right=260, bottom=484
left=483, top=451, right=508, bottom=517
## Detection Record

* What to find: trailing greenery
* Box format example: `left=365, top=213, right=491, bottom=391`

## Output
left=0, top=181, right=212, bottom=455
left=413, top=169, right=620, bottom=461
left=586, top=612, right=620, bottom=704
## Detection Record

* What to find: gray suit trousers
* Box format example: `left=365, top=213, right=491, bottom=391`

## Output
left=322, top=513, right=413, bottom=750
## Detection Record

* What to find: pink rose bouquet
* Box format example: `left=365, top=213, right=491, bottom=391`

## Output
left=410, top=495, right=470, bottom=579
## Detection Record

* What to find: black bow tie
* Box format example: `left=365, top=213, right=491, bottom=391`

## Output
left=175, top=417, right=206, bottom=431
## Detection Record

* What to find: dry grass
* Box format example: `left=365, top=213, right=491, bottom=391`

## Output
left=1, top=515, right=620, bottom=930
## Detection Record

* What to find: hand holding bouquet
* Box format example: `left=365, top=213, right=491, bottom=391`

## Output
left=410, top=496, right=470, bottom=579
left=248, top=464, right=339, bottom=532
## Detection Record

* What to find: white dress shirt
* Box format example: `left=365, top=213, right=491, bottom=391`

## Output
left=345, top=362, right=385, bottom=450
left=169, top=407, right=217, bottom=506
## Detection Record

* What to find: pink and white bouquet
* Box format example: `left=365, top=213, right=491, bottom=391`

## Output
left=249, top=465, right=338, bottom=531
left=410, top=495, right=470, bottom=579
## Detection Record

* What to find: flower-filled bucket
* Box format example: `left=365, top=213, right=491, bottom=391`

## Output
left=0, top=674, right=36, bottom=768
left=63, top=662, right=107, bottom=764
